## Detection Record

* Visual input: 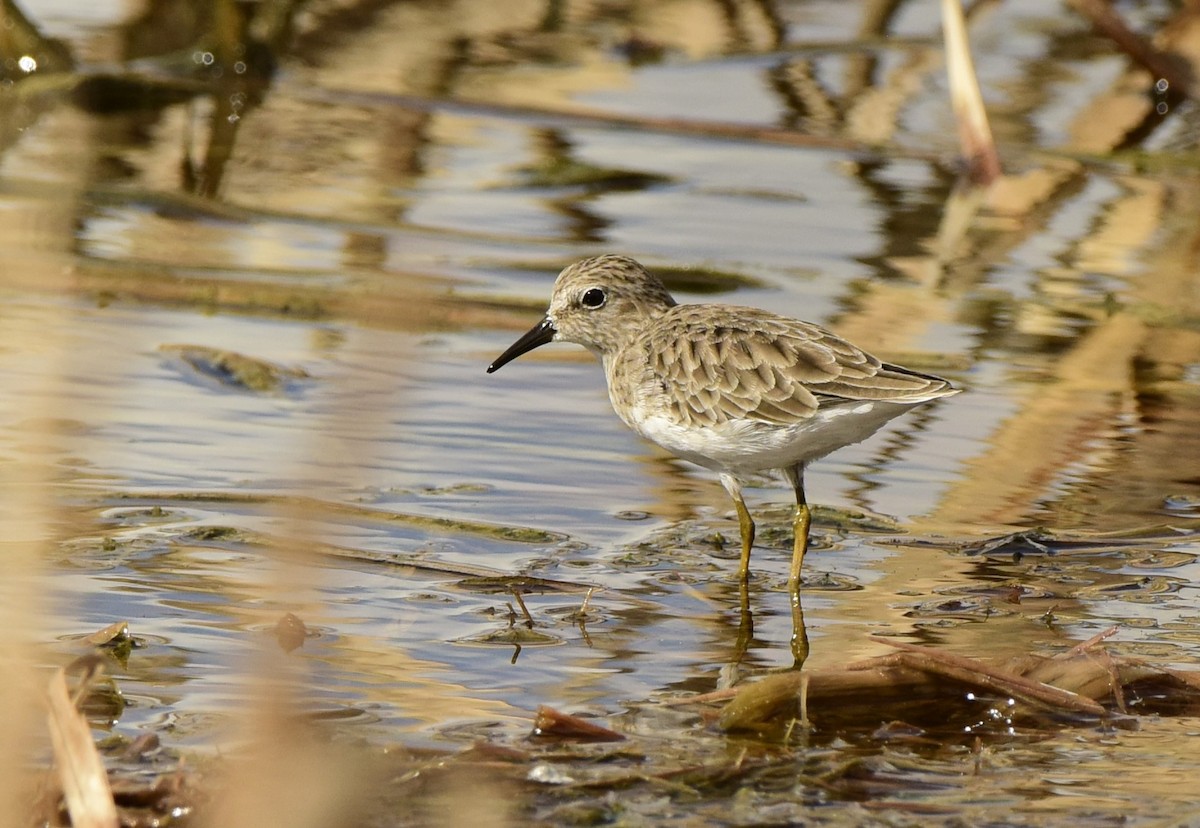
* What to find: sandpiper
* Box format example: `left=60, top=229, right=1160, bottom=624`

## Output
left=487, top=255, right=958, bottom=593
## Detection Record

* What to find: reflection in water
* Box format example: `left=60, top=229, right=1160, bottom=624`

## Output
left=2, top=0, right=1200, bottom=823
left=790, top=591, right=809, bottom=667
left=110, top=1, right=282, bottom=197
left=734, top=582, right=810, bottom=669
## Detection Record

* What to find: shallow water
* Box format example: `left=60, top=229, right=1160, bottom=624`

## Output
left=4, top=0, right=1200, bottom=824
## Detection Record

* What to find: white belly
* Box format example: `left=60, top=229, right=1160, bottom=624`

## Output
left=625, top=401, right=922, bottom=474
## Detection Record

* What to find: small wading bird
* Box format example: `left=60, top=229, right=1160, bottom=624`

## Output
left=488, top=255, right=958, bottom=595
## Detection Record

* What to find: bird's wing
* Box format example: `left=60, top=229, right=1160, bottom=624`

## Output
left=645, top=305, right=955, bottom=427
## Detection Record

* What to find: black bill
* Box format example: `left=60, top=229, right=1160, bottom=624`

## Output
left=486, top=317, right=556, bottom=373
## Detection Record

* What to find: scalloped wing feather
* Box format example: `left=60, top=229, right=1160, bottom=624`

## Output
left=636, top=305, right=954, bottom=428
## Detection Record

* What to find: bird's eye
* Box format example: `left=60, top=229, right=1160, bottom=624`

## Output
left=581, top=287, right=606, bottom=309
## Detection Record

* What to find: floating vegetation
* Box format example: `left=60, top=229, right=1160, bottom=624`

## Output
left=37, top=624, right=1200, bottom=826
left=109, top=491, right=569, bottom=546
left=273, top=612, right=310, bottom=653
left=160, top=344, right=310, bottom=393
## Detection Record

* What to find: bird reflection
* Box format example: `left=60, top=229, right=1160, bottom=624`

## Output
left=732, top=580, right=810, bottom=670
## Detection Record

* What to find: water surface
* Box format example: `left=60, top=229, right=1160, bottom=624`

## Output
left=3, top=0, right=1200, bottom=823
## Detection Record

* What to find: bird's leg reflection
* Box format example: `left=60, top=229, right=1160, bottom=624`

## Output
left=731, top=579, right=807, bottom=669
left=790, top=589, right=809, bottom=669
left=734, top=579, right=754, bottom=664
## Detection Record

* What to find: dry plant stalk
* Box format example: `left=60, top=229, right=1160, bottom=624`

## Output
left=872, top=639, right=1105, bottom=715
left=46, top=669, right=118, bottom=828
left=709, top=632, right=1200, bottom=731
left=533, top=706, right=626, bottom=742
left=941, top=0, right=1002, bottom=184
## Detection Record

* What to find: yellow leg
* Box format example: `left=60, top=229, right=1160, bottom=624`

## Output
left=785, top=466, right=811, bottom=667
left=733, top=495, right=756, bottom=581
left=720, top=473, right=755, bottom=581
left=788, top=501, right=810, bottom=593
left=783, top=466, right=810, bottom=594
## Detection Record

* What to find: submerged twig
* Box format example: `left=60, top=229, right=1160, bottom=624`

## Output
left=510, top=588, right=534, bottom=627
left=1060, top=625, right=1119, bottom=658
left=577, top=587, right=595, bottom=618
